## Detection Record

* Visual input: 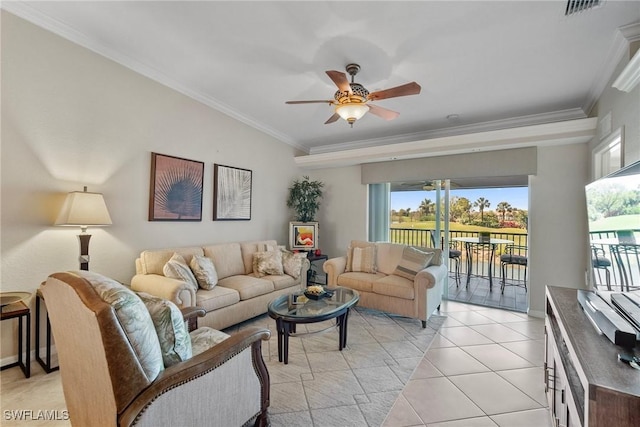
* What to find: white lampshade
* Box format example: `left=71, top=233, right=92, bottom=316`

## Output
left=55, top=188, right=112, bottom=229
left=336, top=102, right=369, bottom=125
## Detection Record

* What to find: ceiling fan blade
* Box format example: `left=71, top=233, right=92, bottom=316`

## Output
left=324, top=113, right=340, bottom=124
left=286, top=100, right=334, bottom=104
left=367, top=104, right=400, bottom=121
left=326, top=70, right=352, bottom=94
left=368, top=82, right=421, bottom=101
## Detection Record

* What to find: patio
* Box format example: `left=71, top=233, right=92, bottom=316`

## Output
left=445, top=274, right=528, bottom=313
left=390, top=228, right=529, bottom=313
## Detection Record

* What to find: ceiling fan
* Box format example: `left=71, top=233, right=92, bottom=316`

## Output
left=422, top=180, right=460, bottom=191
left=286, top=63, right=421, bottom=127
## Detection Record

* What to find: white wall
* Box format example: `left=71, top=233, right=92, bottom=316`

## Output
left=307, top=166, right=367, bottom=259
left=591, top=42, right=640, bottom=167
left=1, top=12, right=302, bottom=358
left=527, top=144, right=591, bottom=317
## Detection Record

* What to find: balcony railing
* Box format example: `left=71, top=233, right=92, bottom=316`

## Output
left=590, top=229, right=640, bottom=291
left=389, top=228, right=529, bottom=284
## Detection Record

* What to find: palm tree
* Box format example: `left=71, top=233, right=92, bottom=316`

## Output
left=496, top=201, right=512, bottom=222
left=474, top=197, right=491, bottom=221
left=406, top=207, right=412, bottom=222
left=419, top=198, right=434, bottom=217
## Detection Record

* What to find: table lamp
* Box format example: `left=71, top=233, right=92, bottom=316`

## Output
left=55, top=186, right=112, bottom=270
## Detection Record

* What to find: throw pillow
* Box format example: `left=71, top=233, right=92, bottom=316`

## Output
left=163, top=253, right=198, bottom=291
left=80, top=271, right=164, bottom=381
left=253, top=250, right=284, bottom=277
left=393, top=246, right=435, bottom=281
left=138, top=292, right=192, bottom=367
left=280, top=248, right=307, bottom=279
left=189, top=255, right=218, bottom=290
left=190, top=327, right=230, bottom=357
left=350, top=246, right=377, bottom=273
left=346, top=241, right=377, bottom=272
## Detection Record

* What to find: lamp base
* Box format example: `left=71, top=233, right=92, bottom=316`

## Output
left=78, top=234, right=92, bottom=271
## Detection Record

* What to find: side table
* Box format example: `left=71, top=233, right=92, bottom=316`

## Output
left=35, top=289, right=59, bottom=373
left=307, top=253, right=328, bottom=285
left=0, top=301, right=31, bottom=378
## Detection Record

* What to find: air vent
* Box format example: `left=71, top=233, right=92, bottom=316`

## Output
left=565, top=0, right=602, bottom=15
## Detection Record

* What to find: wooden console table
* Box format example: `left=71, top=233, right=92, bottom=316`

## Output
left=545, top=286, right=640, bottom=426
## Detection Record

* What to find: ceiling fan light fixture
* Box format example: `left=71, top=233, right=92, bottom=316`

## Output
left=336, top=102, right=369, bottom=126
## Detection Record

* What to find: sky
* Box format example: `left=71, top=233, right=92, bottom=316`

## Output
left=391, top=186, right=529, bottom=211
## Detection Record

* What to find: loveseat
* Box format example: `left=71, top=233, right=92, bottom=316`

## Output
left=131, top=240, right=309, bottom=331
left=323, top=241, right=446, bottom=327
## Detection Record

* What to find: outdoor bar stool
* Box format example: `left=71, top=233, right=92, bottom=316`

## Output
left=591, top=246, right=612, bottom=291
left=500, top=245, right=528, bottom=294
left=430, top=231, right=461, bottom=286
left=449, top=245, right=462, bottom=286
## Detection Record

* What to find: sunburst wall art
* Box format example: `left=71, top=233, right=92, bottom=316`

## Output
left=213, top=164, right=252, bottom=220
left=149, top=152, right=204, bottom=221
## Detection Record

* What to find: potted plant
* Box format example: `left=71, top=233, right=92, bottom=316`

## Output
left=286, top=176, right=324, bottom=222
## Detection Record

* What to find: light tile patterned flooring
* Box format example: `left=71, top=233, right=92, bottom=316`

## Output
left=383, top=300, right=552, bottom=427
left=0, top=300, right=551, bottom=427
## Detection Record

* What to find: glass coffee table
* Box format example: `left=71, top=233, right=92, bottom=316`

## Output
left=268, top=287, right=359, bottom=364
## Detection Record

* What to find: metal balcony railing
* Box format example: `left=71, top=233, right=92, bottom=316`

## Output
left=590, top=229, right=640, bottom=291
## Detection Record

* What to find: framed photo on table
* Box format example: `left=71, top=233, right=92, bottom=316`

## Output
left=213, top=164, right=252, bottom=220
left=289, top=222, right=318, bottom=251
left=149, top=152, right=204, bottom=221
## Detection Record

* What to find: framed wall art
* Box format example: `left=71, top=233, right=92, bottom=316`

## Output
left=289, top=222, right=318, bottom=251
left=148, top=152, right=204, bottom=221
left=213, top=164, right=252, bottom=220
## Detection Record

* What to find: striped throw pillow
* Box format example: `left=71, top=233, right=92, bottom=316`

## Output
left=393, top=246, right=434, bottom=280
left=350, top=246, right=377, bottom=273
left=346, top=241, right=377, bottom=272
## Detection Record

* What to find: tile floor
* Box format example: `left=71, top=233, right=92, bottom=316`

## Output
left=0, top=300, right=551, bottom=427
left=229, top=307, right=447, bottom=427
left=446, top=274, right=529, bottom=313
left=382, top=300, right=552, bottom=427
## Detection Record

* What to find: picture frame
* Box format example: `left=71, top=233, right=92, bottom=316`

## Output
left=149, top=152, right=204, bottom=221
left=213, top=164, right=252, bottom=220
left=289, top=222, right=319, bottom=251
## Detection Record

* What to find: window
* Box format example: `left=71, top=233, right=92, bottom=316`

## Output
left=593, top=127, right=623, bottom=179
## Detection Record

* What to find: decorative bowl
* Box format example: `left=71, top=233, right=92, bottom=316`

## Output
left=304, top=290, right=327, bottom=300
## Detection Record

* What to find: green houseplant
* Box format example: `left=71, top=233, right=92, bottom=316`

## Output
left=286, top=176, right=324, bottom=222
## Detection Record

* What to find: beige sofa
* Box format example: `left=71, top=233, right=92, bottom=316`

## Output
left=323, top=241, right=446, bottom=327
left=131, top=240, right=309, bottom=330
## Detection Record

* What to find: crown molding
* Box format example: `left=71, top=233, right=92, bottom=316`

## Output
left=309, top=108, right=587, bottom=155
left=619, top=21, right=640, bottom=44
left=296, top=117, right=598, bottom=169
left=612, top=44, right=640, bottom=92
left=583, top=21, right=640, bottom=113
left=1, top=2, right=307, bottom=152
left=0, top=2, right=618, bottom=158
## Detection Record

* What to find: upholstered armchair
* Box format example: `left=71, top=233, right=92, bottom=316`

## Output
left=41, top=271, right=271, bottom=427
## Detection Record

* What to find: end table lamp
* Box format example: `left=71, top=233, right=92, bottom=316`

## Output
left=55, top=186, right=112, bottom=270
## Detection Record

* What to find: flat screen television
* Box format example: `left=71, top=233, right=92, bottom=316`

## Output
left=585, top=159, right=640, bottom=291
